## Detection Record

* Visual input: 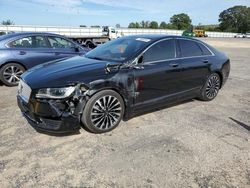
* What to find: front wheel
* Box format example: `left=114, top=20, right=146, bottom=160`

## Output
left=199, top=73, right=221, bottom=101
left=0, top=63, right=25, bottom=86
left=81, top=90, right=125, bottom=133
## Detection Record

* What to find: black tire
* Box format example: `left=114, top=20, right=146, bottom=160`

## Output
left=0, top=63, right=25, bottom=86
left=86, top=41, right=96, bottom=49
left=81, top=90, right=125, bottom=133
left=199, top=73, right=221, bottom=101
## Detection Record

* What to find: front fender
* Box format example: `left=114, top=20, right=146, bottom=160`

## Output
left=84, top=70, right=135, bottom=120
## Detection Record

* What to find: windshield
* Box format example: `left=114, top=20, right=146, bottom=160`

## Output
left=85, top=37, right=151, bottom=62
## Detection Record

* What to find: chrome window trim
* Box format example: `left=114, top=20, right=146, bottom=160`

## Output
left=176, top=37, right=215, bottom=56
left=143, top=54, right=215, bottom=64
left=132, top=37, right=215, bottom=65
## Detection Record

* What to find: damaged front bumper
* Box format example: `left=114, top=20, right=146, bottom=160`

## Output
left=17, top=94, right=85, bottom=134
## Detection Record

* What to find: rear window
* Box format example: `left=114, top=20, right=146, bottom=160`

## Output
left=179, top=39, right=203, bottom=57
left=7, top=36, right=49, bottom=48
left=8, top=37, right=33, bottom=48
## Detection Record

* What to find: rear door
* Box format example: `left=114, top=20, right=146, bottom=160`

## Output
left=8, top=35, right=58, bottom=69
left=176, top=39, right=213, bottom=91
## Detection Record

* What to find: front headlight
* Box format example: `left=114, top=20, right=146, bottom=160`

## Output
left=36, top=86, right=75, bottom=99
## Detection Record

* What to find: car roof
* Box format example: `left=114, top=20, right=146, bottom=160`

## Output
left=0, top=32, right=65, bottom=41
left=123, top=34, right=202, bottom=42
left=0, top=32, right=200, bottom=41
left=124, top=34, right=171, bottom=41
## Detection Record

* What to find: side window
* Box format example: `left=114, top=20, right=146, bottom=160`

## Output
left=8, top=37, right=32, bottom=48
left=144, top=39, right=175, bottom=62
left=179, top=39, right=203, bottom=57
left=198, top=43, right=212, bottom=56
left=33, top=36, right=49, bottom=48
left=48, top=37, right=74, bottom=49
left=7, top=36, right=49, bottom=48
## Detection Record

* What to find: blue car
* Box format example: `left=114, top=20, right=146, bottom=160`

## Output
left=0, top=32, right=90, bottom=86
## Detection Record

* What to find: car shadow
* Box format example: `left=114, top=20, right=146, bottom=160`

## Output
left=35, top=129, right=81, bottom=137
left=80, top=99, right=196, bottom=134
left=229, top=117, right=250, bottom=132
left=129, top=99, right=195, bottom=120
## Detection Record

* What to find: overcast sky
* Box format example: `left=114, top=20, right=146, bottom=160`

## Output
left=0, top=0, right=249, bottom=27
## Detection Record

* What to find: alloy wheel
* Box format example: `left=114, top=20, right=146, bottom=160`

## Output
left=90, top=95, right=122, bottom=130
left=205, top=75, right=220, bottom=99
left=3, top=65, right=24, bottom=85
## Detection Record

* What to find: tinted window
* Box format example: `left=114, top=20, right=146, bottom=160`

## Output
left=179, top=39, right=203, bottom=57
left=198, top=43, right=212, bottom=55
left=8, top=36, right=48, bottom=48
left=48, top=37, right=74, bottom=48
left=34, top=36, right=48, bottom=48
left=8, top=37, right=32, bottom=48
left=144, top=39, right=175, bottom=62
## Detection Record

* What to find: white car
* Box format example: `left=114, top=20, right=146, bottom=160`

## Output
left=234, top=34, right=250, bottom=38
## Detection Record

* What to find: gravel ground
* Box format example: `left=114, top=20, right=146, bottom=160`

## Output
left=0, top=38, right=249, bottom=188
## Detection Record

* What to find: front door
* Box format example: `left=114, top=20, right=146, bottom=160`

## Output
left=47, top=36, right=81, bottom=59
left=133, top=39, right=183, bottom=108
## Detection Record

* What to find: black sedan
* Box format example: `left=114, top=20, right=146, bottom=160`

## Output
left=0, top=32, right=89, bottom=86
left=17, top=35, right=230, bottom=134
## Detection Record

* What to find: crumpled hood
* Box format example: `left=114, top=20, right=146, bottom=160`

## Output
left=22, top=56, right=111, bottom=89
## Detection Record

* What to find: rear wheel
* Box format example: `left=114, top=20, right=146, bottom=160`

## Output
left=81, top=90, right=124, bottom=133
left=199, top=73, right=221, bottom=101
left=0, top=63, right=25, bottom=86
left=86, top=41, right=96, bottom=49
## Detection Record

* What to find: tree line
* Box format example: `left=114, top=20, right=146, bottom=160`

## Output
left=2, top=5, right=250, bottom=33
left=128, top=5, right=250, bottom=33
left=128, top=13, right=191, bottom=30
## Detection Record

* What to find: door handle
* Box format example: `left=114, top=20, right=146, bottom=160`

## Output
left=133, top=65, right=144, bottom=70
left=19, top=51, right=26, bottom=55
left=169, top=63, right=179, bottom=67
left=203, top=59, right=209, bottom=63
